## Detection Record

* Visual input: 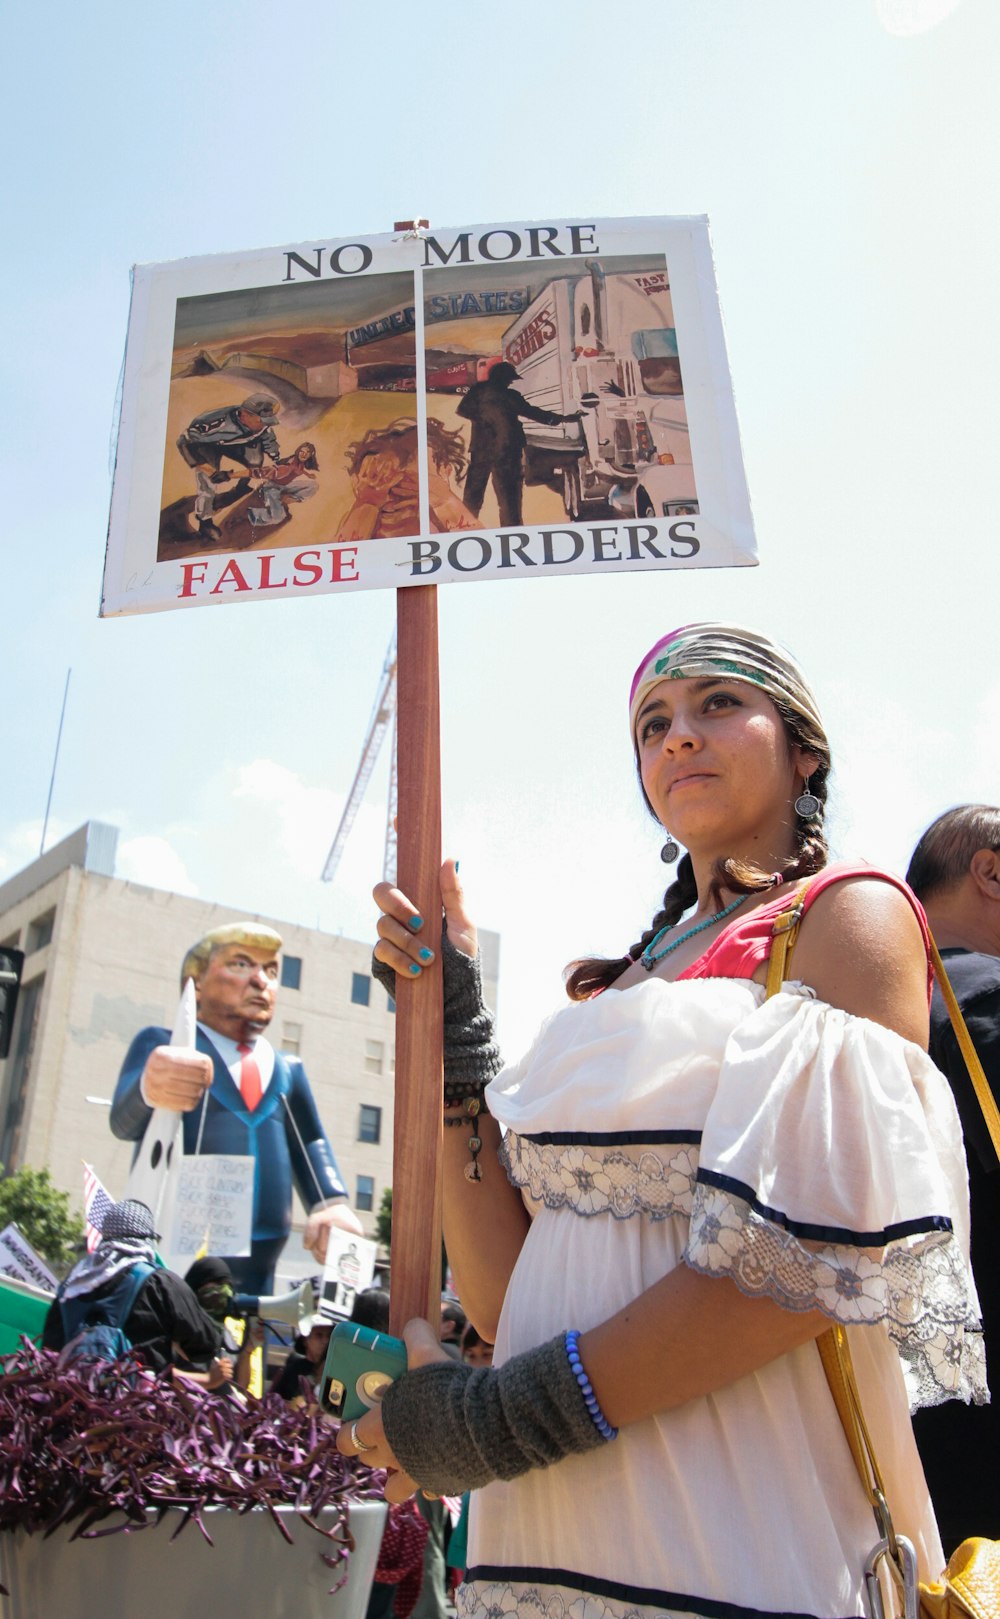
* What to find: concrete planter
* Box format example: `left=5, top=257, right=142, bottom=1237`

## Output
left=1, top=1499, right=386, bottom=1619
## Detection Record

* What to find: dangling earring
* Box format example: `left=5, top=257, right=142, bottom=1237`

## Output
left=794, top=775, right=821, bottom=821
left=660, top=836, right=680, bottom=863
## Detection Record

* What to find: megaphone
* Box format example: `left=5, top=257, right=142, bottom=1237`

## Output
left=232, top=1278, right=315, bottom=1332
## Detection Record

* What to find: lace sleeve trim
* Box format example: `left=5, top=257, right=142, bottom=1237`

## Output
left=685, top=1183, right=987, bottom=1410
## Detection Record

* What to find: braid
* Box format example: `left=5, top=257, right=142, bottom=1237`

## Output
left=783, top=821, right=829, bottom=883
left=565, top=857, right=698, bottom=1001
left=629, top=855, right=698, bottom=962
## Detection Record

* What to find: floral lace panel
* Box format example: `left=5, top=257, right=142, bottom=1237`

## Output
left=686, top=1184, right=987, bottom=1410
left=459, top=1577, right=701, bottom=1619
left=500, top=1134, right=698, bottom=1221
left=456, top=1573, right=627, bottom=1619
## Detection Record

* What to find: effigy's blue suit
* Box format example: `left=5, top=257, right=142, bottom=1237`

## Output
left=110, top=1026, right=347, bottom=1294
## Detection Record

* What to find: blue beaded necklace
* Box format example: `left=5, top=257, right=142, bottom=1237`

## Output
left=639, top=892, right=750, bottom=972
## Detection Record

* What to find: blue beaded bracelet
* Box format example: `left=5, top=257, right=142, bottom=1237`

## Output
left=564, top=1329, right=618, bottom=1442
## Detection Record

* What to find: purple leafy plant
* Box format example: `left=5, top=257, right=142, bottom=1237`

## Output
left=0, top=1341, right=386, bottom=1598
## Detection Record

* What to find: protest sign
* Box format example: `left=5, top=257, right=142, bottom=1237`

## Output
left=166, top=1155, right=255, bottom=1267
left=0, top=1224, right=58, bottom=1293
left=319, top=1229, right=377, bottom=1322
left=102, top=216, right=755, bottom=616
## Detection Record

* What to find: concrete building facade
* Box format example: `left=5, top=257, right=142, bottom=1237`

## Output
left=0, top=823, right=499, bottom=1280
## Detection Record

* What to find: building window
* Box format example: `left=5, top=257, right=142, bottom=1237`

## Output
left=358, top=1104, right=381, bottom=1144
left=387, top=995, right=395, bottom=1014
left=282, top=1021, right=302, bottom=1056
left=364, top=1039, right=384, bottom=1076
left=280, top=955, right=302, bottom=991
left=351, top=972, right=370, bottom=1007
left=356, top=1174, right=375, bottom=1213
left=0, top=933, right=20, bottom=951
left=26, top=911, right=55, bottom=953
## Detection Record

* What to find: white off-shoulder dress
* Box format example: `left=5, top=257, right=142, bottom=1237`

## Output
left=457, top=890, right=985, bottom=1619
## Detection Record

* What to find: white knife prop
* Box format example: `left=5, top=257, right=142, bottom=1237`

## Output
left=123, top=976, right=197, bottom=1241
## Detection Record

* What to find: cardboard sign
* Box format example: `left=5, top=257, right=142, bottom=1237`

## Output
left=0, top=1224, right=58, bottom=1293
left=167, top=1154, right=255, bottom=1264
left=319, top=1229, right=377, bottom=1321
left=102, top=216, right=756, bottom=616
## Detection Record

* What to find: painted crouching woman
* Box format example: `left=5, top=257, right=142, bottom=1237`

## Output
left=333, top=417, right=477, bottom=542
left=341, top=623, right=982, bottom=1619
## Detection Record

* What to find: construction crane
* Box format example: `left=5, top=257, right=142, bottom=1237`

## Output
left=321, top=632, right=398, bottom=886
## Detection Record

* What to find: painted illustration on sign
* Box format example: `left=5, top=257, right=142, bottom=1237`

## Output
left=157, top=273, right=419, bottom=561
left=103, top=218, right=756, bottom=614
left=419, top=254, right=695, bottom=531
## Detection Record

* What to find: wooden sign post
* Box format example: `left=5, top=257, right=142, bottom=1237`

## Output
left=388, top=581, right=444, bottom=1334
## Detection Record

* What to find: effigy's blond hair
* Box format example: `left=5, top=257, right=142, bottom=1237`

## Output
left=180, top=922, right=283, bottom=989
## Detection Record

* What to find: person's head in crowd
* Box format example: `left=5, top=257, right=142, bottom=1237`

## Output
left=461, top=1322, right=494, bottom=1367
left=907, top=805, right=1000, bottom=953
left=349, top=1287, right=391, bottom=1333
left=180, top=922, right=283, bottom=1039
left=440, top=1298, right=467, bottom=1344
left=100, top=1199, right=160, bottom=1248
left=299, top=1314, right=334, bottom=1367
left=184, top=1256, right=236, bottom=1324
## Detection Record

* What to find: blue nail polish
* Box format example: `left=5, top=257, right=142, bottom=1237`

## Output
left=409, top=962, right=422, bottom=975
left=419, top=947, right=433, bottom=962
left=408, top=915, right=424, bottom=931
left=455, top=861, right=461, bottom=874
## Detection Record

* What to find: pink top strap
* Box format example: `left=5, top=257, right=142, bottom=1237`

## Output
left=677, top=861, right=933, bottom=998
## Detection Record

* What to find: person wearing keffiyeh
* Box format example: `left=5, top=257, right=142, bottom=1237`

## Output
left=42, top=1199, right=222, bottom=1373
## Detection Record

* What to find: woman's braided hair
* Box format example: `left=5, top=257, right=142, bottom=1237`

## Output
left=565, top=696, right=831, bottom=1001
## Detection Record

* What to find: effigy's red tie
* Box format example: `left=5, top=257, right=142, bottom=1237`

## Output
left=237, top=1042, right=262, bottom=1112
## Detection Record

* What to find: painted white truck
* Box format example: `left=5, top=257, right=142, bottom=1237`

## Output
left=500, top=264, right=698, bottom=521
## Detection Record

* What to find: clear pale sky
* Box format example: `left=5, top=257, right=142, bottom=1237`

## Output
left=2, top=0, right=996, bottom=1055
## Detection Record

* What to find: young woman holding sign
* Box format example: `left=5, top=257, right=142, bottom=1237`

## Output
left=340, top=623, right=979, bottom=1619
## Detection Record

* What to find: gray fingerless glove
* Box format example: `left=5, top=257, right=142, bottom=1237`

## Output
left=372, top=924, right=503, bottom=1087
left=379, top=1333, right=606, bottom=1496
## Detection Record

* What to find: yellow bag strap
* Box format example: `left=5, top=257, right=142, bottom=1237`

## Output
left=766, top=884, right=998, bottom=1540
left=764, top=885, right=809, bottom=997
left=763, top=877, right=890, bottom=1524
left=816, top=1326, right=891, bottom=1521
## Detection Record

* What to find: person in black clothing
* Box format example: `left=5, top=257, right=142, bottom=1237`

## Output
left=43, top=1198, right=222, bottom=1375
left=456, top=361, right=585, bottom=526
left=906, top=804, right=1000, bottom=1552
left=181, top=1254, right=265, bottom=1390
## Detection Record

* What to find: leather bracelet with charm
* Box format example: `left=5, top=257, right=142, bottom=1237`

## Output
left=444, top=1095, right=485, bottom=1181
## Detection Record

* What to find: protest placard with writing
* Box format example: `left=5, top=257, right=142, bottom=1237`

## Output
left=166, top=1156, right=255, bottom=1267
left=0, top=1224, right=58, bottom=1293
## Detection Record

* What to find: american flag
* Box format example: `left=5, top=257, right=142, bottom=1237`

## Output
left=82, top=1163, right=114, bottom=1251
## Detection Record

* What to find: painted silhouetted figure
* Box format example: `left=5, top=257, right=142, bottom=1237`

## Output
left=457, top=362, right=584, bottom=526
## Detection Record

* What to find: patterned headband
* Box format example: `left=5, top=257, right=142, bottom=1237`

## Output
left=629, top=622, right=826, bottom=743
